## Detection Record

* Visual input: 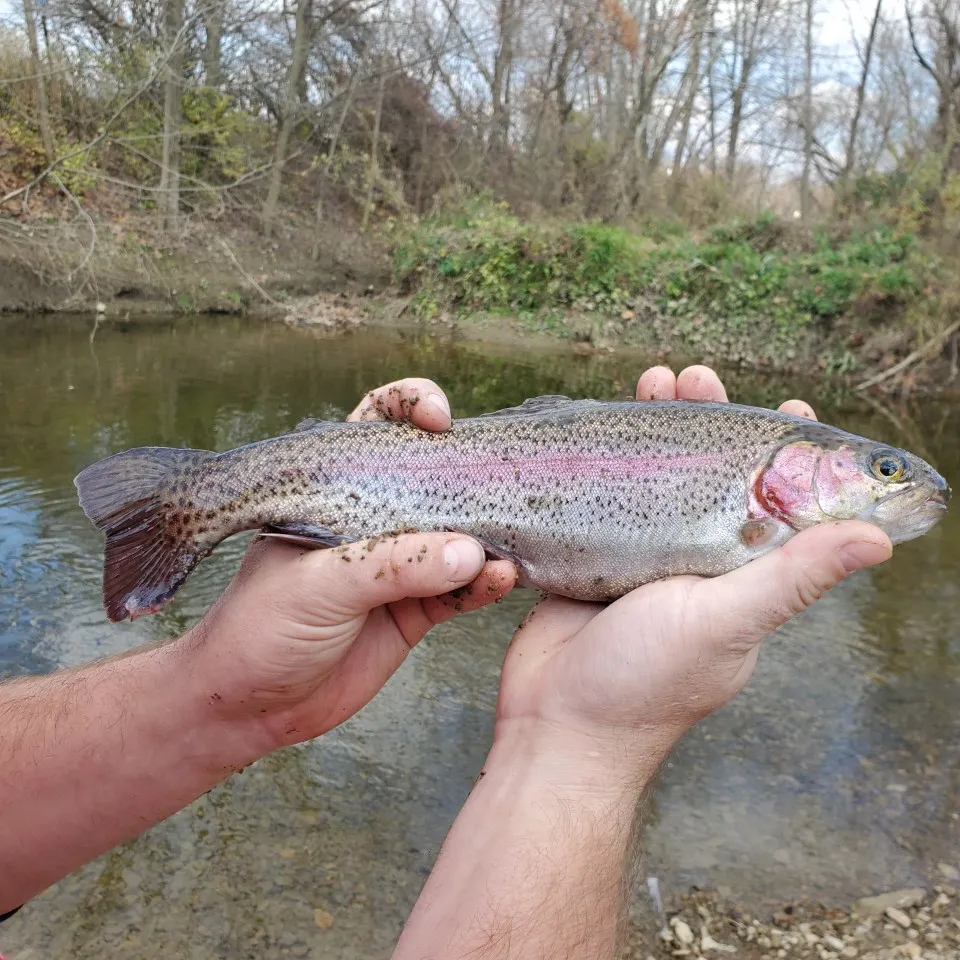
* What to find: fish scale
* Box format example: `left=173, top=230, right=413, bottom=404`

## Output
left=74, top=396, right=950, bottom=622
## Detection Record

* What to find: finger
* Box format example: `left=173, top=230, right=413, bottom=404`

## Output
left=310, top=533, right=487, bottom=617
left=388, top=561, right=518, bottom=643
left=347, top=378, right=452, bottom=431
left=676, top=365, right=729, bottom=402
left=422, top=560, right=518, bottom=623
left=636, top=366, right=677, bottom=401
left=778, top=399, right=818, bottom=421
left=695, top=521, right=892, bottom=658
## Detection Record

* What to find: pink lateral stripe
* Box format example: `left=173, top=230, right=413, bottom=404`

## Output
left=362, top=452, right=725, bottom=480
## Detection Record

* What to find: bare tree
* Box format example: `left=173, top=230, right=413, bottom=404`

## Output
left=0, top=0, right=948, bottom=234
left=361, top=63, right=386, bottom=228
left=800, top=0, right=813, bottom=219
left=262, top=0, right=313, bottom=235
left=159, top=0, right=185, bottom=228
left=907, top=0, right=960, bottom=175
left=204, top=0, right=225, bottom=88
left=672, top=0, right=711, bottom=180
left=723, top=0, right=781, bottom=181
left=22, top=0, right=56, bottom=164
left=489, top=0, right=520, bottom=156
left=841, top=0, right=883, bottom=180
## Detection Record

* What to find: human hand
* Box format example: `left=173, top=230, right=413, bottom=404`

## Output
left=491, top=365, right=893, bottom=779
left=185, top=378, right=517, bottom=753
left=392, top=367, right=892, bottom=960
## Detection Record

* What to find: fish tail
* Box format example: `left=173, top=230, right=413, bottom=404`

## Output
left=74, top=447, right=217, bottom=622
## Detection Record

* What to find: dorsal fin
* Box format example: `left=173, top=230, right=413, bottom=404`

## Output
left=480, top=395, right=580, bottom=419
left=293, top=417, right=337, bottom=433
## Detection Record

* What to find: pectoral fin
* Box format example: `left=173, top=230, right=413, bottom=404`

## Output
left=259, top=522, right=354, bottom=549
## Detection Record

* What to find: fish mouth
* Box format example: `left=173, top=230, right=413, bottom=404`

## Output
left=869, top=482, right=949, bottom=545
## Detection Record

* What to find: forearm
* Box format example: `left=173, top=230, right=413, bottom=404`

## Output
left=393, top=726, right=668, bottom=960
left=0, top=633, right=271, bottom=912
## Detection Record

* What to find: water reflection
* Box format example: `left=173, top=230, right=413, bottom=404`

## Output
left=0, top=314, right=957, bottom=958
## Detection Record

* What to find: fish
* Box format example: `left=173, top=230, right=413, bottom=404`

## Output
left=74, top=395, right=951, bottom=622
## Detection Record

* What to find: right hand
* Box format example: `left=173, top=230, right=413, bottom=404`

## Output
left=491, top=365, right=893, bottom=773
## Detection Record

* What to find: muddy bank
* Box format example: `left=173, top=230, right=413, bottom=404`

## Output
left=0, top=217, right=392, bottom=315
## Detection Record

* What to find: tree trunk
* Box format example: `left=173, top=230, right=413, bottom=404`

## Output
left=672, top=0, right=707, bottom=181
left=262, top=0, right=313, bottom=236
left=726, top=81, right=746, bottom=180
left=414, top=65, right=439, bottom=214
left=204, top=1, right=224, bottom=88
left=707, top=23, right=718, bottom=176
left=313, top=70, right=360, bottom=260
left=159, top=0, right=184, bottom=230
left=361, top=66, right=385, bottom=230
left=22, top=0, right=55, bottom=165
left=489, top=0, right=517, bottom=156
left=800, top=0, right=813, bottom=220
left=841, top=0, right=882, bottom=180
left=906, top=1, right=960, bottom=177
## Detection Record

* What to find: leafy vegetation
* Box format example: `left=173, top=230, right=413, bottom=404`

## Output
left=394, top=198, right=939, bottom=349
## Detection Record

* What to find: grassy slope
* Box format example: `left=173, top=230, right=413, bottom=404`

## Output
left=392, top=200, right=944, bottom=375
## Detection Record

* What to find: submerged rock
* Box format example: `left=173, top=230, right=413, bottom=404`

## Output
left=852, top=890, right=926, bottom=917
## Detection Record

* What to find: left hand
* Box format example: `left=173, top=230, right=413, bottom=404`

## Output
left=185, top=378, right=517, bottom=752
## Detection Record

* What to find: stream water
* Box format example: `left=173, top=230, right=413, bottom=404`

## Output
left=0, top=314, right=957, bottom=959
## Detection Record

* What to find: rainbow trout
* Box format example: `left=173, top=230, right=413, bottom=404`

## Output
left=75, top=396, right=950, bottom=622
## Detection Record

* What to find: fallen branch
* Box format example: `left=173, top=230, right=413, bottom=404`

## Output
left=854, top=317, right=960, bottom=391
left=52, top=173, right=97, bottom=281
left=218, top=238, right=284, bottom=309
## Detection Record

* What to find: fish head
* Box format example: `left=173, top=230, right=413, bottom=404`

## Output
left=755, top=434, right=950, bottom=545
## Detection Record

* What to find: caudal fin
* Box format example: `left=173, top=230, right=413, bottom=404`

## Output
left=74, top=447, right=216, bottom=622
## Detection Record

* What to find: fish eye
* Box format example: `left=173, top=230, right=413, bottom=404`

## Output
left=870, top=450, right=907, bottom=483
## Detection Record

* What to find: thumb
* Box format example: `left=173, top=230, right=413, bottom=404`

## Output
left=310, top=532, right=487, bottom=616
left=695, top=520, right=892, bottom=657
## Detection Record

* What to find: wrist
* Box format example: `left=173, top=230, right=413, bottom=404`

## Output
left=488, top=716, right=674, bottom=804
left=153, top=630, right=279, bottom=773
left=395, top=711, right=668, bottom=958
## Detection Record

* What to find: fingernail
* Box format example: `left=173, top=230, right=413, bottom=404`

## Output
left=839, top=540, right=885, bottom=573
left=426, top=392, right=451, bottom=419
left=444, top=538, right=485, bottom=580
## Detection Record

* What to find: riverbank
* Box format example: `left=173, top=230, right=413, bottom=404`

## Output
left=626, top=880, right=960, bottom=960
left=3, top=208, right=958, bottom=392
left=4, top=879, right=957, bottom=960
left=0, top=215, right=392, bottom=315
left=15, top=289, right=955, bottom=396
